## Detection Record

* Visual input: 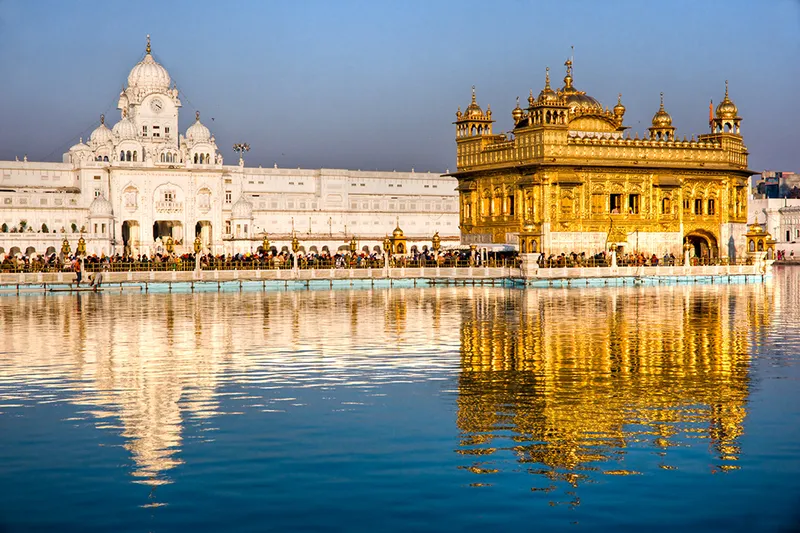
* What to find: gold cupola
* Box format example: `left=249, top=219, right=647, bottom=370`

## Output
left=537, top=67, right=559, bottom=105
left=613, top=93, right=626, bottom=123
left=649, top=92, right=676, bottom=141
left=711, top=80, right=741, bottom=135
left=511, top=96, right=524, bottom=125
left=716, top=80, right=738, bottom=119
left=558, top=58, right=603, bottom=112
left=454, top=86, right=494, bottom=139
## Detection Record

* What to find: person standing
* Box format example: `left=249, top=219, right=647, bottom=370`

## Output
left=73, top=257, right=82, bottom=287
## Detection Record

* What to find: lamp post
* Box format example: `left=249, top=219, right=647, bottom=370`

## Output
left=610, top=242, right=618, bottom=268
left=232, top=143, right=250, bottom=165
left=61, top=237, right=71, bottom=257
left=431, top=232, right=441, bottom=268
left=193, top=236, right=202, bottom=272
left=165, top=235, right=174, bottom=255
left=76, top=235, right=86, bottom=279
left=683, top=238, right=692, bottom=268
left=291, top=233, right=300, bottom=271
left=383, top=235, right=392, bottom=272
left=262, top=235, right=270, bottom=254
left=349, top=235, right=358, bottom=268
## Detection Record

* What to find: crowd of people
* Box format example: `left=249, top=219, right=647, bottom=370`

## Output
left=2, top=246, right=751, bottom=276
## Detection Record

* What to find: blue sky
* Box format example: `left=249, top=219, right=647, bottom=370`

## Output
left=0, top=0, right=798, bottom=172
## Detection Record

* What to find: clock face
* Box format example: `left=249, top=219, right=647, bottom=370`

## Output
left=150, top=98, right=163, bottom=113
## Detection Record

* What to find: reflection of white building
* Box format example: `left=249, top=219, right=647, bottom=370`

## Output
left=0, top=37, right=458, bottom=258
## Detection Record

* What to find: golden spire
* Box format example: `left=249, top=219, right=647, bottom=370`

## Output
left=725, top=79, right=729, bottom=98
left=100, top=113, right=105, bottom=125
left=471, top=85, right=476, bottom=104
left=659, top=91, right=665, bottom=110
left=146, top=34, right=151, bottom=54
left=613, top=92, right=626, bottom=119
left=196, top=110, right=200, bottom=121
left=563, top=58, right=574, bottom=90
left=528, top=89, right=534, bottom=107
left=545, top=66, right=551, bottom=89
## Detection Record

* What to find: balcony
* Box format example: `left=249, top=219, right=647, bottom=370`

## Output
left=155, top=201, right=183, bottom=213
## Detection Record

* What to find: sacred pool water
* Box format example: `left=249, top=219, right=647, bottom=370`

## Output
left=1, top=270, right=799, bottom=532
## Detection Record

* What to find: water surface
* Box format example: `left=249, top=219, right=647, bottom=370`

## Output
left=1, top=271, right=799, bottom=531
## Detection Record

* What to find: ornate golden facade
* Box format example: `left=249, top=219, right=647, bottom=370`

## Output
left=451, top=61, right=751, bottom=259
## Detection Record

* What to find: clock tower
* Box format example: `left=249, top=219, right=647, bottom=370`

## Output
left=116, top=35, right=182, bottom=158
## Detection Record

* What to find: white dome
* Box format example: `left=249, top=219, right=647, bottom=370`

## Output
left=89, top=195, right=113, bottom=217
left=127, top=50, right=171, bottom=92
left=231, top=195, right=253, bottom=219
left=186, top=111, right=211, bottom=143
left=90, top=115, right=113, bottom=146
left=112, top=114, right=137, bottom=141
left=69, top=137, right=91, bottom=152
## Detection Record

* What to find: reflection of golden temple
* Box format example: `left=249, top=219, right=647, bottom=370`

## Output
left=457, top=284, right=772, bottom=487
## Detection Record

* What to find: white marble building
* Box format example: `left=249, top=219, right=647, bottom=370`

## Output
left=0, top=37, right=459, bottom=258
left=748, top=197, right=800, bottom=255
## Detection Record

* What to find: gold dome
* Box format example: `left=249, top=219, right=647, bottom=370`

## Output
left=652, top=92, right=672, bottom=127
left=465, top=86, right=483, bottom=118
left=393, top=224, right=404, bottom=237
left=511, top=97, right=524, bottom=123
left=613, top=93, right=626, bottom=117
left=559, top=59, right=603, bottom=111
left=537, top=67, right=560, bottom=105
left=716, top=80, right=738, bottom=119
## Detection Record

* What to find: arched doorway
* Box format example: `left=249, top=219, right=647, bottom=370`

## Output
left=195, top=220, right=212, bottom=247
left=685, top=231, right=718, bottom=262
left=122, top=220, right=140, bottom=256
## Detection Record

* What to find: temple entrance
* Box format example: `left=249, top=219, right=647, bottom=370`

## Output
left=122, top=220, right=140, bottom=256
left=195, top=220, right=212, bottom=247
left=685, top=231, right=718, bottom=262
left=153, top=221, right=183, bottom=243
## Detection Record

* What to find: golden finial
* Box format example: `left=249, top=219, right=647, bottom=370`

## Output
left=100, top=114, right=104, bottom=125
left=516, top=96, right=520, bottom=107
left=528, top=89, right=534, bottom=106
left=146, top=34, right=151, bottom=54
left=660, top=92, right=665, bottom=109
left=196, top=110, right=200, bottom=121
left=725, top=79, right=729, bottom=98
left=471, top=85, right=476, bottom=104
left=618, top=93, right=622, bottom=105
left=545, top=66, right=551, bottom=87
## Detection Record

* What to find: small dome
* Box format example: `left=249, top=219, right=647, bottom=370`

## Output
left=112, top=111, right=137, bottom=140
left=393, top=224, right=404, bottom=237
left=465, top=87, right=483, bottom=118
left=652, top=93, right=672, bottom=127
left=537, top=67, right=560, bottom=105
left=511, top=97, right=524, bottom=123
left=231, top=195, right=253, bottom=219
left=89, top=195, right=113, bottom=217
left=716, top=81, right=738, bottom=119
left=90, top=115, right=113, bottom=146
left=613, top=93, right=626, bottom=117
left=69, top=137, right=91, bottom=152
left=186, top=111, right=211, bottom=143
left=127, top=36, right=171, bottom=92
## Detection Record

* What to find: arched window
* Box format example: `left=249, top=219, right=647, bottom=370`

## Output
left=161, top=153, right=165, bottom=163
left=708, top=199, right=715, bottom=215
left=748, top=239, right=755, bottom=252
left=132, top=151, right=137, bottom=162
left=206, top=153, right=210, bottom=163
left=104, top=156, right=109, bottom=161
left=661, top=197, right=671, bottom=214
left=126, top=151, right=131, bottom=161
left=757, top=240, right=764, bottom=251
left=120, top=151, right=125, bottom=161
left=194, top=153, right=198, bottom=164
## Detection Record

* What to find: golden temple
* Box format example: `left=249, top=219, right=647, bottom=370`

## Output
left=451, top=59, right=751, bottom=260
